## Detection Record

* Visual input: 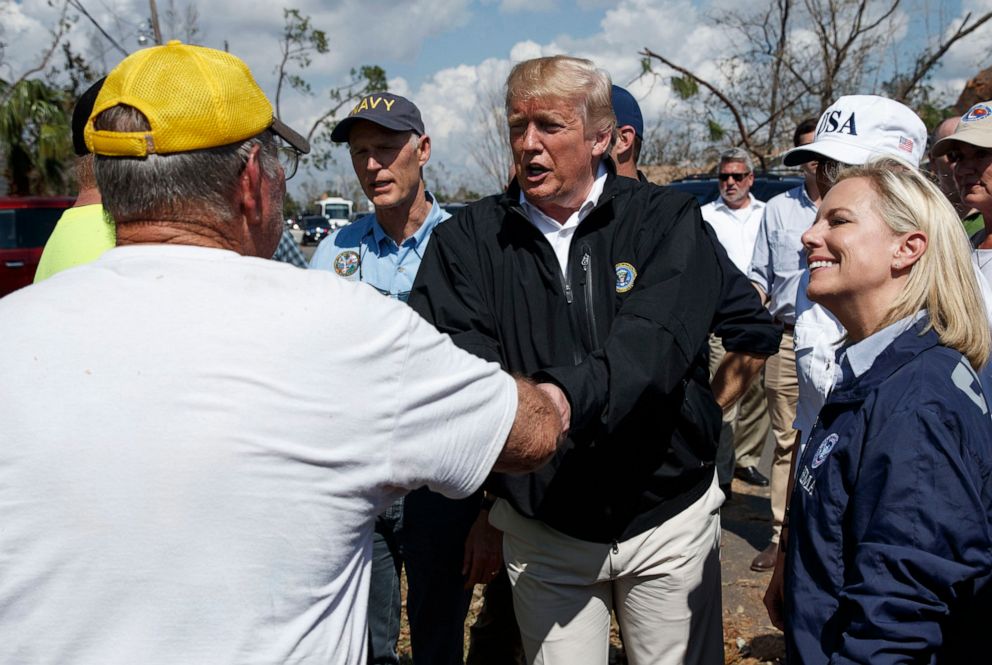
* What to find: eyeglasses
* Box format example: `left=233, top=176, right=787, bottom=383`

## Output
left=718, top=172, right=750, bottom=182
left=277, top=143, right=302, bottom=180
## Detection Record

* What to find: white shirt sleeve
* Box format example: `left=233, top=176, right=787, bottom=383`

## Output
left=388, top=307, right=517, bottom=498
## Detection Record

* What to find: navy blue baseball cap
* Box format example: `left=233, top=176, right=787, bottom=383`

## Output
left=72, top=77, right=106, bottom=156
left=331, top=92, right=425, bottom=143
left=611, top=85, right=643, bottom=140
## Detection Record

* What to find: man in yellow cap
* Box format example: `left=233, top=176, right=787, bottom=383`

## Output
left=0, top=41, right=563, bottom=665
left=34, top=68, right=309, bottom=284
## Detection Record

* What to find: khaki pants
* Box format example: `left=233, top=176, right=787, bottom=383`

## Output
left=763, top=331, right=799, bottom=542
left=490, top=478, right=725, bottom=665
left=708, top=335, right=770, bottom=475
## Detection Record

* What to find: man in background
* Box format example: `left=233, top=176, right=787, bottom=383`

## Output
left=33, top=77, right=113, bottom=282
left=700, top=148, right=771, bottom=491
left=930, top=115, right=983, bottom=236
left=746, top=118, right=820, bottom=571
left=311, top=92, right=495, bottom=665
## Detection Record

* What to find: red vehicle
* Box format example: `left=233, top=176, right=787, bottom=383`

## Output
left=0, top=196, right=74, bottom=298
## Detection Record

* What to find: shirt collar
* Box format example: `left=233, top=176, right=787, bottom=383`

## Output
left=369, top=192, right=442, bottom=251
left=714, top=193, right=760, bottom=214
left=518, top=161, right=608, bottom=228
left=840, top=310, right=927, bottom=380
left=798, top=183, right=818, bottom=209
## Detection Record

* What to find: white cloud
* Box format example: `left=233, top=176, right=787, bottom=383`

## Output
left=7, top=0, right=992, bottom=195
left=500, top=0, right=558, bottom=12
left=403, top=0, right=719, bottom=192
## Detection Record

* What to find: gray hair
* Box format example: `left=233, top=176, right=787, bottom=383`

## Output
left=92, top=104, right=280, bottom=224
left=718, top=147, right=754, bottom=172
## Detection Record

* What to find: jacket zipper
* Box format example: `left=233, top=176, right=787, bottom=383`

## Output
left=560, top=264, right=583, bottom=365
left=580, top=245, right=599, bottom=348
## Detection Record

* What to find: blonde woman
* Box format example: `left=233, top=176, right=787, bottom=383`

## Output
left=785, top=159, right=992, bottom=663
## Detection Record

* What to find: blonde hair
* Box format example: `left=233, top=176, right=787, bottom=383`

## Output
left=836, top=159, right=990, bottom=369
left=505, top=55, right=616, bottom=143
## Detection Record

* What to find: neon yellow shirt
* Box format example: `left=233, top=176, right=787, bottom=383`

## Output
left=34, top=204, right=115, bottom=283
left=964, top=210, right=985, bottom=240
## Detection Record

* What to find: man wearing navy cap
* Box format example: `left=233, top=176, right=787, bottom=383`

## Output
left=610, top=85, right=644, bottom=179
left=311, top=92, right=485, bottom=665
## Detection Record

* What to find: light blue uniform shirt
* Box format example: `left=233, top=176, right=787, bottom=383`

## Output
left=309, top=193, right=450, bottom=301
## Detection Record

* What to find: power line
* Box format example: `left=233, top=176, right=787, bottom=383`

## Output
left=67, top=0, right=129, bottom=58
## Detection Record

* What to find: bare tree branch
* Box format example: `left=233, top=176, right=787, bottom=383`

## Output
left=640, top=48, right=760, bottom=162
left=0, top=1, right=72, bottom=108
left=892, top=10, right=992, bottom=101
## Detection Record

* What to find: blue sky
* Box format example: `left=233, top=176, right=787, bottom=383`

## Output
left=7, top=0, right=992, bottom=202
left=386, top=1, right=607, bottom=86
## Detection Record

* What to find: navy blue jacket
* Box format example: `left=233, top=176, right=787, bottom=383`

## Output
left=785, top=321, right=992, bottom=664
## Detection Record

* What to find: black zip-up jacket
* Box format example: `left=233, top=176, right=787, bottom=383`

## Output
left=635, top=171, right=782, bottom=357
left=410, top=169, right=727, bottom=542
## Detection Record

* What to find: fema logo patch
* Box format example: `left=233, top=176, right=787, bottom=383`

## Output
left=811, top=433, right=839, bottom=469
left=333, top=250, right=359, bottom=277
left=963, top=104, right=992, bottom=123
left=615, top=262, right=637, bottom=293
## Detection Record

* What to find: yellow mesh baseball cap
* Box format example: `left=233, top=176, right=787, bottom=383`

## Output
left=85, top=41, right=308, bottom=157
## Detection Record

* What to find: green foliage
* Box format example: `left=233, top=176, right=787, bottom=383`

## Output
left=670, top=75, right=699, bottom=100
left=282, top=191, right=303, bottom=220
left=275, top=9, right=388, bottom=174
left=706, top=119, right=725, bottom=142
left=279, top=8, right=330, bottom=99
left=0, top=78, right=72, bottom=195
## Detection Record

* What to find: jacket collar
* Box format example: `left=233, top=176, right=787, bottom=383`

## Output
left=827, top=315, right=940, bottom=404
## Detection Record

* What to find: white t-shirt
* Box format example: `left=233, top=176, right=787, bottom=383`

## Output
left=0, top=245, right=517, bottom=665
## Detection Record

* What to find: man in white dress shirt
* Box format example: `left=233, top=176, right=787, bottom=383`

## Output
left=700, top=149, right=771, bottom=490
left=746, top=118, right=820, bottom=571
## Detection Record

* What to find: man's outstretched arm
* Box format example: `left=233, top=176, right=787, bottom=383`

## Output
left=492, top=378, right=564, bottom=474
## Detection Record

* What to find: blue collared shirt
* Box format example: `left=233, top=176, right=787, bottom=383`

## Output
left=309, top=193, right=450, bottom=301
left=748, top=184, right=818, bottom=324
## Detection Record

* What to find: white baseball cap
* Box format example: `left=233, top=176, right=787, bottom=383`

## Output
left=783, top=95, right=927, bottom=168
left=930, top=101, right=992, bottom=158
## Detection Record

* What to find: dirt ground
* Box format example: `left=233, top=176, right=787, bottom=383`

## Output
left=391, top=476, right=784, bottom=665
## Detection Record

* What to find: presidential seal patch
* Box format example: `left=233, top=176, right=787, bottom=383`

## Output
left=333, top=250, right=359, bottom=277
left=615, top=262, right=637, bottom=293
left=811, top=433, right=839, bottom=469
